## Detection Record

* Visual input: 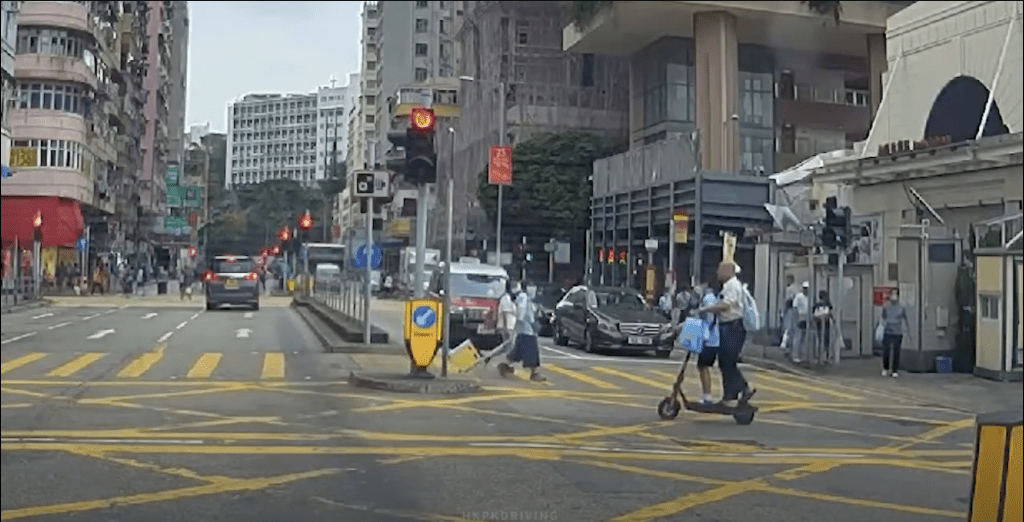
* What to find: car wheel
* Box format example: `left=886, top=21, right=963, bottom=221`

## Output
left=252, top=302, right=260, bottom=311
left=206, top=302, right=216, bottom=311
left=554, top=321, right=569, bottom=346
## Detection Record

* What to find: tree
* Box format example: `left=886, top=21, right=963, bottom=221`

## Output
left=803, top=1, right=842, bottom=25
left=476, top=130, right=622, bottom=241
left=318, top=162, right=347, bottom=198
left=202, top=178, right=329, bottom=253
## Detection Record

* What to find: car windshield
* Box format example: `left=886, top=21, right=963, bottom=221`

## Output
left=213, top=259, right=256, bottom=273
left=449, top=273, right=506, bottom=298
left=591, top=290, right=647, bottom=310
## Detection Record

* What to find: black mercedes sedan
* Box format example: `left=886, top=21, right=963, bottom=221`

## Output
left=552, top=285, right=676, bottom=357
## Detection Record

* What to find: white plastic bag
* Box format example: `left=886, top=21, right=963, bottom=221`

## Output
left=874, top=321, right=885, bottom=347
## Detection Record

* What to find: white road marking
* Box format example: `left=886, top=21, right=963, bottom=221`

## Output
left=142, top=313, right=158, bottom=319
left=81, top=313, right=100, bottom=321
left=103, top=309, right=117, bottom=315
left=175, top=321, right=188, bottom=329
left=236, top=328, right=252, bottom=338
left=157, top=331, right=174, bottom=343
left=541, top=345, right=583, bottom=359
left=32, top=312, right=54, bottom=319
left=47, top=322, right=71, bottom=330
left=0, top=332, right=38, bottom=345
left=243, top=312, right=254, bottom=319
left=87, top=329, right=116, bottom=340
left=189, top=312, right=202, bottom=320
left=117, top=304, right=128, bottom=309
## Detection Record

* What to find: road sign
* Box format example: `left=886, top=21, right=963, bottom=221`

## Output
left=488, top=146, right=512, bottom=185
left=404, top=299, right=443, bottom=368
left=351, top=243, right=382, bottom=269
left=76, top=238, right=88, bottom=252
left=354, top=169, right=389, bottom=198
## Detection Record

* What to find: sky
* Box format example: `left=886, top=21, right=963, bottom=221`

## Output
left=184, top=1, right=363, bottom=132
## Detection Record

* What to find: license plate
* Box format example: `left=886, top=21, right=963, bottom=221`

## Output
left=628, top=336, right=652, bottom=345
left=224, top=279, right=238, bottom=289
left=477, top=325, right=495, bottom=334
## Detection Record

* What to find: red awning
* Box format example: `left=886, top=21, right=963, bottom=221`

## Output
left=1, top=196, right=85, bottom=249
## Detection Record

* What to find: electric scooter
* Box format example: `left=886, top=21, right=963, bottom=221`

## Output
left=656, top=351, right=758, bottom=425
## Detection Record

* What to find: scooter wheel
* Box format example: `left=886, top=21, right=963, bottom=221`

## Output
left=733, top=408, right=756, bottom=425
left=657, top=397, right=681, bottom=420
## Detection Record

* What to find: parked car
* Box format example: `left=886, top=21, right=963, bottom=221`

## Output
left=553, top=285, right=675, bottom=357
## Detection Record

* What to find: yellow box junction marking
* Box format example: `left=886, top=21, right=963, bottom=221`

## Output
left=261, top=353, right=285, bottom=379
left=186, top=353, right=223, bottom=379
left=46, top=353, right=106, bottom=378
left=117, top=345, right=166, bottom=378
left=1, top=353, right=47, bottom=375
left=545, top=364, right=619, bottom=390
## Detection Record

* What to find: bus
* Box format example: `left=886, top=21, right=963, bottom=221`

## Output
left=304, top=243, right=347, bottom=272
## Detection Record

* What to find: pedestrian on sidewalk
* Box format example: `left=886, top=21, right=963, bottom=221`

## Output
left=694, top=261, right=754, bottom=408
left=790, top=281, right=811, bottom=364
left=497, top=280, right=546, bottom=382
left=880, top=288, right=911, bottom=377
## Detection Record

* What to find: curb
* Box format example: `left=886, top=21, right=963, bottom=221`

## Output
left=0, top=299, right=50, bottom=315
left=348, top=371, right=481, bottom=395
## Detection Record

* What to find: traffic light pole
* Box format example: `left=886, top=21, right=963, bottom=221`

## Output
left=412, top=99, right=433, bottom=299
left=365, top=147, right=376, bottom=345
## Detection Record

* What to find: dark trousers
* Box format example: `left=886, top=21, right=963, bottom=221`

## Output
left=882, top=334, right=903, bottom=372
left=696, top=319, right=749, bottom=401
left=508, top=334, right=541, bottom=369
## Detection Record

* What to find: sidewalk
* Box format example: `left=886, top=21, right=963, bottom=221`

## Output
left=745, top=343, right=1023, bottom=414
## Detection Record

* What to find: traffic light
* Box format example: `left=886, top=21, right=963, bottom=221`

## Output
left=277, top=226, right=290, bottom=242
left=405, top=107, right=437, bottom=185
left=821, top=197, right=852, bottom=250
left=298, top=211, right=313, bottom=231
left=32, top=211, right=42, bottom=242
left=188, top=246, right=197, bottom=258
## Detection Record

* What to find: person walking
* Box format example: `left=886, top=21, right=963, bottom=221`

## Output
left=497, top=281, right=546, bottom=382
left=790, top=281, right=811, bottom=364
left=880, top=288, right=912, bottom=377
left=695, top=261, right=755, bottom=408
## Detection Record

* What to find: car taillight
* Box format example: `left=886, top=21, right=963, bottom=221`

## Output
left=202, top=271, right=216, bottom=282
left=244, top=272, right=258, bottom=281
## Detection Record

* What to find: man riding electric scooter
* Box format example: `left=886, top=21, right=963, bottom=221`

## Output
left=693, top=261, right=756, bottom=408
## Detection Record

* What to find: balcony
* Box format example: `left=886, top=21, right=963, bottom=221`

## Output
left=564, top=1, right=901, bottom=56
left=776, top=86, right=872, bottom=136
left=18, top=1, right=90, bottom=32
left=15, top=54, right=98, bottom=91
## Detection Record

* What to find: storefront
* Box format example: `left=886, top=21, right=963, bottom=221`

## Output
left=1, top=195, right=85, bottom=281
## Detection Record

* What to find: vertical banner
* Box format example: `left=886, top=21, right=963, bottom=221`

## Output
left=673, top=212, right=689, bottom=244
left=722, top=232, right=737, bottom=264
left=488, top=146, right=513, bottom=185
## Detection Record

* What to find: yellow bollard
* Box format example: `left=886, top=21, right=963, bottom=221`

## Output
left=968, top=410, right=1022, bottom=522
left=287, top=279, right=295, bottom=292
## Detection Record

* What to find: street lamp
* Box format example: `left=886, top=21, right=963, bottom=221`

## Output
left=459, top=75, right=506, bottom=269
left=440, top=126, right=457, bottom=377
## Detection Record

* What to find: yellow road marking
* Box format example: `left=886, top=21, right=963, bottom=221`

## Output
left=117, top=345, right=166, bottom=378
left=754, top=371, right=861, bottom=401
left=186, top=353, right=223, bottom=379
left=261, top=353, right=285, bottom=379
left=592, top=366, right=666, bottom=390
left=543, top=364, right=620, bottom=389
left=762, top=484, right=964, bottom=518
left=1, top=353, right=47, bottom=375
left=887, top=418, right=975, bottom=452
left=45, top=353, right=106, bottom=378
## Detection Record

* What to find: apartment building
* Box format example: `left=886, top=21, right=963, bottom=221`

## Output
left=341, top=2, right=381, bottom=234
left=143, top=0, right=189, bottom=249
left=2, top=1, right=170, bottom=273
left=226, top=92, right=319, bottom=189
left=1, top=1, right=18, bottom=176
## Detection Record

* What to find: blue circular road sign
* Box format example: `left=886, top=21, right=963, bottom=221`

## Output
left=412, top=305, right=437, bottom=329
left=352, top=243, right=382, bottom=269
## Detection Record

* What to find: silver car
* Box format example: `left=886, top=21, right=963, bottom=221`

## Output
left=203, top=255, right=260, bottom=310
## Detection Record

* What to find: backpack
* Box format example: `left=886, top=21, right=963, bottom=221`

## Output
left=677, top=316, right=707, bottom=354
left=741, top=283, right=763, bottom=331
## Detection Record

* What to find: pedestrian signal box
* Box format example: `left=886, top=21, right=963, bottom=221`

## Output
left=404, top=299, right=443, bottom=368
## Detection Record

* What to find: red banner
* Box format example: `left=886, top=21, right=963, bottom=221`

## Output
left=488, top=146, right=512, bottom=185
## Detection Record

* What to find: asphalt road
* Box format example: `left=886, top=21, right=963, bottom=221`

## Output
left=1, top=296, right=979, bottom=521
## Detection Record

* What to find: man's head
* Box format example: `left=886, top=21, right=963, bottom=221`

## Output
left=889, top=288, right=899, bottom=302
left=716, top=261, right=737, bottom=282
left=802, top=281, right=810, bottom=294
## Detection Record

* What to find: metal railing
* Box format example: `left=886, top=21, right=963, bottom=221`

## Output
left=311, top=275, right=369, bottom=326
left=1, top=275, right=40, bottom=308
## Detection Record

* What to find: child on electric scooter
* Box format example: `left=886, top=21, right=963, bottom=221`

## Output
left=694, top=277, right=721, bottom=404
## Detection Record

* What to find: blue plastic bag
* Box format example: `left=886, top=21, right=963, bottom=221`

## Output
left=677, top=316, right=707, bottom=354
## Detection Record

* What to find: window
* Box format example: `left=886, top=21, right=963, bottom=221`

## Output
left=16, top=27, right=87, bottom=58
left=740, top=72, right=774, bottom=128
left=439, top=19, right=447, bottom=35
left=666, top=63, right=693, bottom=122
left=416, top=0, right=429, bottom=7
left=516, top=20, right=529, bottom=45
left=415, top=19, right=428, bottom=33
left=415, top=43, right=428, bottom=56
left=415, top=67, right=428, bottom=82
left=9, top=139, right=87, bottom=170
left=366, top=61, right=376, bottom=70
left=780, top=125, right=796, bottom=154
left=979, top=294, right=1000, bottom=320
left=581, top=54, right=595, bottom=87
left=741, top=135, right=774, bottom=174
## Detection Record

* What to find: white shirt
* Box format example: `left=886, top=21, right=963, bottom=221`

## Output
left=792, top=292, right=809, bottom=317
left=497, top=293, right=517, bottom=332
left=718, top=276, right=745, bottom=323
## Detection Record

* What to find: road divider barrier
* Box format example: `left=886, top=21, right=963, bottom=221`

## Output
left=968, top=410, right=1022, bottom=522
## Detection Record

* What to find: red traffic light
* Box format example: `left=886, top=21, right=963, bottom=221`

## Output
left=277, top=226, right=291, bottom=241
left=188, top=246, right=197, bottom=257
left=32, top=211, right=42, bottom=228
left=271, top=245, right=281, bottom=255
left=409, top=107, right=435, bottom=133
left=298, top=211, right=313, bottom=231
left=260, top=248, right=269, bottom=257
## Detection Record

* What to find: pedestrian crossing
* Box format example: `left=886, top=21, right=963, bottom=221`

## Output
left=1, top=351, right=299, bottom=381
left=1, top=351, right=863, bottom=401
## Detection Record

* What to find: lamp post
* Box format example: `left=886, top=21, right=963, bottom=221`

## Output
left=459, top=76, right=506, bottom=268
left=32, top=211, right=42, bottom=299
left=442, top=127, right=457, bottom=377
left=298, top=210, right=313, bottom=295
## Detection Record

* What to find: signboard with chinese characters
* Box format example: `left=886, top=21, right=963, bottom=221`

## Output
left=163, top=216, right=187, bottom=234
left=166, top=164, right=180, bottom=187
left=488, top=146, right=512, bottom=185
left=167, top=186, right=182, bottom=207
left=673, top=212, right=689, bottom=244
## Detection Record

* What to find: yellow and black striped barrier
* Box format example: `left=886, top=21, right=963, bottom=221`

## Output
left=968, top=410, right=1022, bottom=522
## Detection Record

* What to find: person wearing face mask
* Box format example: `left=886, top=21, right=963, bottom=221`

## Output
left=497, top=280, right=547, bottom=382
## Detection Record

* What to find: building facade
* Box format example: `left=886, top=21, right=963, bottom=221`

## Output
left=1, top=1, right=19, bottom=175
left=3, top=1, right=179, bottom=275
left=225, top=92, right=319, bottom=189
left=342, top=2, right=382, bottom=234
